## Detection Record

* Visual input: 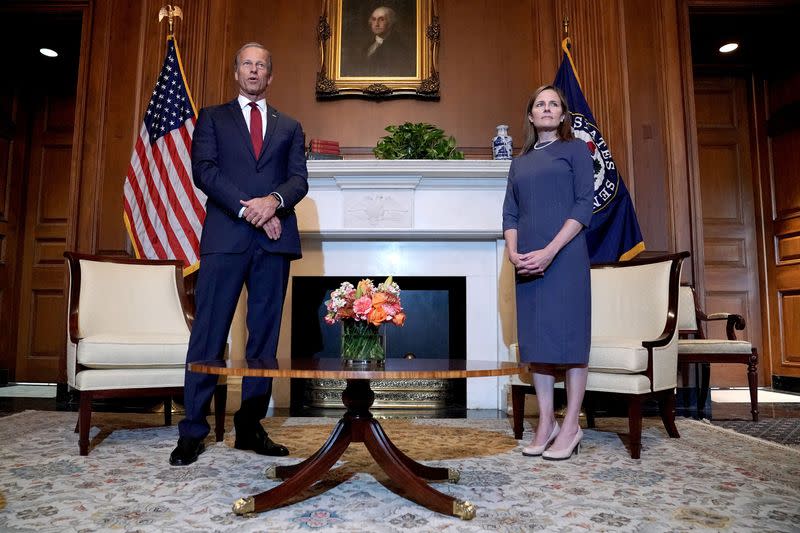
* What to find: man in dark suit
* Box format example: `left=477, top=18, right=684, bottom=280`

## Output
left=170, top=42, right=308, bottom=466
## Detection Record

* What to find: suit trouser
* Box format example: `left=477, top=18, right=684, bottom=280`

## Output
left=178, top=240, right=290, bottom=440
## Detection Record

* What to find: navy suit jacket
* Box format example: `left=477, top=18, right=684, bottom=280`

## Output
left=191, top=99, right=308, bottom=258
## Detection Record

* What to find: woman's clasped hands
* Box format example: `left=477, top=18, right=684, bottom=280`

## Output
left=511, top=247, right=556, bottom=276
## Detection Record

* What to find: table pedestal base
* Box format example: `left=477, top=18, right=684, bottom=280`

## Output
left=231, top=379, right=475, bottom=520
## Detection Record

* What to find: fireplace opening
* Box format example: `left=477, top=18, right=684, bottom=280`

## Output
left=290, top=276, right=467, bottom=415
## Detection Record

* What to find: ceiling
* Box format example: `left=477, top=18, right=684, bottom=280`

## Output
left=690, top=7, right=799, bottom=74
left=0, top=12, right=83, bottom=92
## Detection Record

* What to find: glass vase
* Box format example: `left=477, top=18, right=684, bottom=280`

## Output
left=341, top=320, right=385, bottom=364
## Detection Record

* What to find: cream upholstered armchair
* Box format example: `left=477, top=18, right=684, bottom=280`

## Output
left=583, top=252, right=688, bottom=459
left=677, top=285, right=758, bottom=421
left=510, top=252, right=688, bottom=459
left=64, top=252, right=226, bottom=456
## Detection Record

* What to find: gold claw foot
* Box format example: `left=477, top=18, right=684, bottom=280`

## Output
left=265, top=465, right=277, bottom=479
left=447, top=468, right=460, bottom=483
left=232, top=497, right=255, bottom=515
left=453, top=499, right=476, bottom=520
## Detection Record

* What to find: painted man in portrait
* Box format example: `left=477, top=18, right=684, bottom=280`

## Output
left=340, top=2, right=416, bottom=77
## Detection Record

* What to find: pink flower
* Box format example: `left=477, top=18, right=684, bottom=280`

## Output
left=352, top=295, right=373, bottom=319
left=382, top=302, right=402, bottom=317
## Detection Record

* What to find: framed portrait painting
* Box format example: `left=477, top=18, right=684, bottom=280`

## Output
left=316, top=0, right=439, bottom=99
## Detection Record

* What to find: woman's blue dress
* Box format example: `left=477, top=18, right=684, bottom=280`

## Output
left=502, top=139, right=595, bottom=365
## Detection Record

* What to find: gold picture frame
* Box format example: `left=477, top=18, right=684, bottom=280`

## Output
left=316, top=0, right=440, bottom=99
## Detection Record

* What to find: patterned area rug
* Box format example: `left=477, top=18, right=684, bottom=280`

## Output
left=1, top=411, right=799, bottom=532
left=712, top=418, right=800, bottom=448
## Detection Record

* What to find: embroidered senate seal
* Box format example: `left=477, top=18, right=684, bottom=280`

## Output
left=570, top=113, right=619, bottom=214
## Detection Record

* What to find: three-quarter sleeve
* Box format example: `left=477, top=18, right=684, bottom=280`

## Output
left=568, top=141, right=595, bottom=227
left=502, top=161, right=519, bottom=231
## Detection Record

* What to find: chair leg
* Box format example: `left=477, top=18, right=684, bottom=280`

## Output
left=164, top=397, right=172, bottom=426
left=627, top=395, right=643, bottom=459
left=658, top=390, right=680, bottom=438
left=747, top=350, right=759, bottom=422
left=679, top=362, right=690, bottom=388
left=78, top=391, right=92, bottom=456
left=214, top=384, right=227, bottom=442
left=698, top=362, right=711, bottom=419
left=511, top=385, right=526, bottom=440
left=583, top=391, right=596, bottom=429
left=678, top=362, right=693, bottom=413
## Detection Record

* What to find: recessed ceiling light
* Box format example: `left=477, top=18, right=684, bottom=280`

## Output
left=719, top=42, right=739, bottom=53
left=39, top=48, right=58, bottom=57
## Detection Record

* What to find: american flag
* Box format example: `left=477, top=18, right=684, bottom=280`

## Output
left=123, top=35, right=206, bottom=274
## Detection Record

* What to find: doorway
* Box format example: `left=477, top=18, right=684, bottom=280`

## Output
left=685, top=3, right=800, bottom=390
left=0, top=11, right=82, bottom=383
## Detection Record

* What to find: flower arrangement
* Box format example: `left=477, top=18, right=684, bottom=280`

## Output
left=324, top=277, right=405, bottom=362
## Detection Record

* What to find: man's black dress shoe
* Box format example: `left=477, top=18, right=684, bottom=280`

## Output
left=234, top=425, right=289, bottom=456
left=169, top=436, right=205, bottom=466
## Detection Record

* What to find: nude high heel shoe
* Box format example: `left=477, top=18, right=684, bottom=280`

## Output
left=521, top=422, right=560, bottom=457
left=542, top=428, right=583, bottom=460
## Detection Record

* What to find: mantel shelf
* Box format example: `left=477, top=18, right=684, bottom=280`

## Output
left=300, top=229, right=503, bottom=240
left=307, top=159, right=512, bottom=179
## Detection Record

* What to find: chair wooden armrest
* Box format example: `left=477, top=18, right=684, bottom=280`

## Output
left=698, top=312, right=746, bottom=340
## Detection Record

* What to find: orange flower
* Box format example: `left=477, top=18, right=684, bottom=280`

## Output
left=372, top=292, right=388, bottom=305
left=392, top=312, right=406, bottom=326
left=368, top=306, right=388, bottom=326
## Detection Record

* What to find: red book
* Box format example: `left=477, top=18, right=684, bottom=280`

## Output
left=308, top=146, right=340, bottom=155
left=309, top=138, right=339, bottom=146
left=309, top=139, right=340, bottom=152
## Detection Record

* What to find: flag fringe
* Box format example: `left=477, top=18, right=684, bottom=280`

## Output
left=123, top=211, right=142, bottom=259
left=561, top=38, right=583, bottom=89
left=619, top=241, right=645, bottom=261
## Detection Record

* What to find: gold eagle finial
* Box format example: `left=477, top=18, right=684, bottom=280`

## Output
left=158, top=5, right=183, bottom=36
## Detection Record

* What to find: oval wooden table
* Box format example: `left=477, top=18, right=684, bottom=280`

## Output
left=189, top=358, right=526, bottom=521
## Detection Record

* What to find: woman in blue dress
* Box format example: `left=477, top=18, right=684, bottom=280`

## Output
left=502, top=85, right=594, bottom=460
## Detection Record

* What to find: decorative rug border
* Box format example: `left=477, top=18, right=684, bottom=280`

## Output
left=682, top=417, right=800, bottom=454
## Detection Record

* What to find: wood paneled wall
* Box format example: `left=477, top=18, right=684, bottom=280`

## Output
left=70, top=0, right=690, bottom=271
left=763, top=68, right=800, bottom=379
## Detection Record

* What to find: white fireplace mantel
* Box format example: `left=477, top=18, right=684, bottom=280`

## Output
left=299, top=160, right=512, bottom=240
left=267, top=159, right=517, bottom=411
left=306, top=159, right=512, bottom=179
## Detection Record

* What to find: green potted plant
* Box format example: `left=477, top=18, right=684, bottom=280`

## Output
left=373, top=122, right=465, bottom=160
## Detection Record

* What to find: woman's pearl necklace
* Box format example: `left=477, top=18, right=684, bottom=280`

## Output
left=533, top=139, right=557, bottom=150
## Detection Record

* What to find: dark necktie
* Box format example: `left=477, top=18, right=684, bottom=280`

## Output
left=249, top=102, right=263, bottom=156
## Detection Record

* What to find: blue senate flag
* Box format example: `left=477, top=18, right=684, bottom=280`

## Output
left=553, top=39, right=645, bottom=263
